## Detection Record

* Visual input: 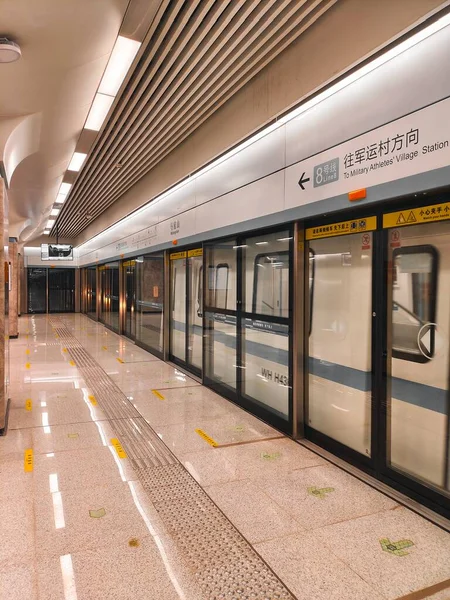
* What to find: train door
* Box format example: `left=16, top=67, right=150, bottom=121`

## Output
left=169, top=248, right=203, bottom=377
left=204, top=230, right=293, bottom=433
left=382, top=204, right=450, bottom=515
left=305, top=216, right=376, bottom=468
left=123, top=260, right=136, bottom=339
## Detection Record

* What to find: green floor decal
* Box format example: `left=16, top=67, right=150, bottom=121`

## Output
left=307, top=486, right=335, bottom=499
left=380, top=538, right=414, bottom=556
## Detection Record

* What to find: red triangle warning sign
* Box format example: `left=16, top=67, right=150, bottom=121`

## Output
left=406, top=211, right=417, bottom=223
left=396, top=213, right=406, bottom=224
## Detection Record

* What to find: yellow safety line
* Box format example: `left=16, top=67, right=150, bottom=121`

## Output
left=195, top=428, right=218, bottom=448
left=25, top=399, right=32, bottom=411
left=88, top=395, right=97, bottom=406
left=110, top=438, right=127, bottom=459
left=152, top=390, right=165, bottom=400
left=69, top=360, right=76, bottom=367
left=25, top=362, right=31, bottom=369
left=24, top=449, right=33, bottom=472
left=116, top=358, right=124, bottom=364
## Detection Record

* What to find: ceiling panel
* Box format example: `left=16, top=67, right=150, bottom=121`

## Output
left=53, top=0, right=338, bottom=237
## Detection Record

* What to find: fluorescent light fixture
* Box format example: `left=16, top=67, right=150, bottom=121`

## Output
left=50, top=208, right=60, bottom=216
left=55, top=194, right=66, bottom=204
left=85, top=93, right=114, bottom=131
left=47, top=219, right=56, bottom=228
left=99, top=36, right=141, bottom=97
left=277, top=237, right=293, bottom=241
left=68, top=152, right=87, bottom=172
left=59, top=182, right=72, bottom=196
left=43, top=230, right=50, bottom=235
left=255, top=241, right=269, bottom=246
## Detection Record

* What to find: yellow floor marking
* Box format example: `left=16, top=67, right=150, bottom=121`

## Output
left=25, top=399, right=32, bottom=411
left=116, top=358, right=124, bottom=364
left=102, top=346, right=107, bottom=350
left=195, top=428, right=218, bottom=448
left=25, top=349, right=30, bottom=355
left=24, top=449, right=33, bottom=472
left=110, top=438, right=127, bottom=459
left=88, top=395, right=97, bottom=406
left=152, top=389, right=165, bottom=400
left=62, top=348, right=68, bottom=353
left=25, top=362, right=31, bottom=369
left=69, top=360, right=76, bottom=367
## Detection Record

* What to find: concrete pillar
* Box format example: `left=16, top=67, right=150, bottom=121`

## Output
left=0, top=179, right=10, bottom=433
left=8, top=239, right=18, bottom=338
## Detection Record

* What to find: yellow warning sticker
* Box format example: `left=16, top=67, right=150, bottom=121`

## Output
left=306, top=216, right=377, bottom=240
left=116, top=358, right=124, bottom=364
left=152, top=389, right=165, bottom=400
left=187, top=248, right=203, bottom=258
left=24, top=449, right=33, bottom=472
left=88, top=395, right=97, bottom=406
left=25, top=399, right=32, bottom=411
left=170, top=251, right=187, bottom=260
left=69, top=360, right=76, bottom=367
left=110, top=438, right=127, bottom=459
left=383, top=202, right=450, bottom=228
left=25, top=362, right=31, bottom=369
left=195, top=428, right=218, bottom=448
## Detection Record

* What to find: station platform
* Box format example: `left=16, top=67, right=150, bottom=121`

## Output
left=1, top=313, right=450, bottom=600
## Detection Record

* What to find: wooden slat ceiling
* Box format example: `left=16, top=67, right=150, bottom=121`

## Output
left=53, top=0, right=338, bottom=238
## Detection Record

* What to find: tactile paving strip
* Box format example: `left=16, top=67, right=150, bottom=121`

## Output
left=49, top=317, right=296, bottom=600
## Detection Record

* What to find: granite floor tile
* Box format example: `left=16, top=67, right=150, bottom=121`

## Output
left=255, top=532, right=384, bottom=600
left=257, top=463, right=398, bottom=529
left=36, top=539, right=198, bottom=600
left=0, top=497, right=35, bottom=568
left=33, top=480, right=159, bottom=557
left=0, top=563, right=37, bottom=600
left=316, top=506, right=450, bottom=599
left=205, top=479, right=303, bottom=543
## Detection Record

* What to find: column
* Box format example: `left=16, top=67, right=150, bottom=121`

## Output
left=8, top=238, right=19, bottom=338
left=0, top=179, right=9, bottom=433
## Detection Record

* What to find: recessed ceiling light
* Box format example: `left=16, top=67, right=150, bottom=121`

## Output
left=99, top=36, right=141, bottom=97
left=85, top=93, right=114, bottom=131
left=0, top=38, right=21, bottom=63
left=43, top=230, right=50, bottom=235
left=68, top=152, right=87, bottom=172
left=59, top=182, right=72, bottom=196
left=50, top=208, right=60, bottom=216
left=54, top=194, right=66, bottom=204
left=46, top=219, right=55, bottom=228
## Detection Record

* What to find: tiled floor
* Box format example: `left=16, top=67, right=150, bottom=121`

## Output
left=1, top=313, right=449, bottom=600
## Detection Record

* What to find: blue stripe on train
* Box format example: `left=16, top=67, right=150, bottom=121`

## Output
left=172, top=320, right=448, bottom=415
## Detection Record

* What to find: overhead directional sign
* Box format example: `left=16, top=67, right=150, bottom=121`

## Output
left=286, top=96, right=450, bottom=210
left=298, top=172, right=310, bottom=190
left=383, top=201, right=450, bottom=228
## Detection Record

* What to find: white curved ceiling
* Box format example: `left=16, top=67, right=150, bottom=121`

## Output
left=0, top=0, right=131, bottom=240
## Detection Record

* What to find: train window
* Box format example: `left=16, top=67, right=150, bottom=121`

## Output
left=215, top=264, right=229, bottom=309
left=392, top=245, right=438, bottom=362
left=253, top=252, right=289, bottom=317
